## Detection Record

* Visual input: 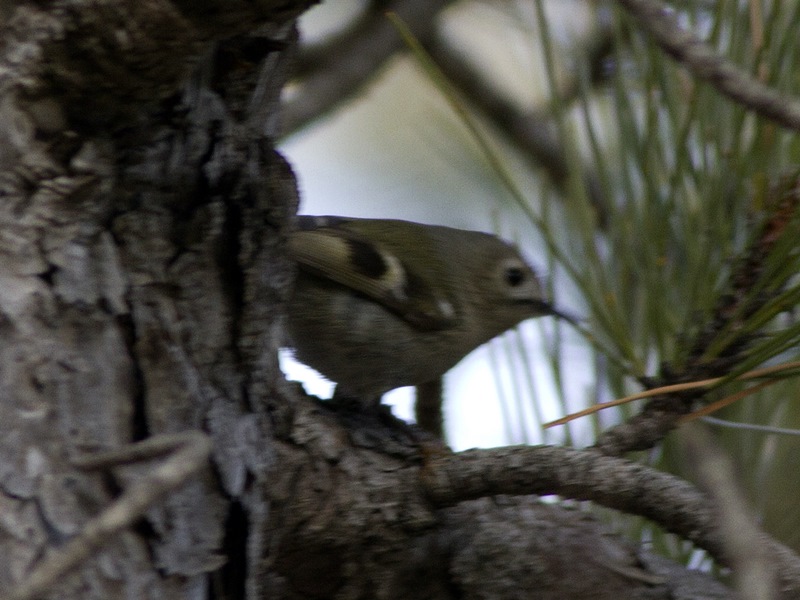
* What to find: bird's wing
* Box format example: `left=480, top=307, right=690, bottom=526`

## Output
left=288, top=225, right=456, bottom=331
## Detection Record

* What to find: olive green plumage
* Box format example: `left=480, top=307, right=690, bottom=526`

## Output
left=286, top=215, right=556, bottom=401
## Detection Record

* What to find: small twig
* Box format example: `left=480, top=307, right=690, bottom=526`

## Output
left=9, top=431, right=213, bottom=600
left=616, top=0, right=800, bottom=132
left=701, top=416, right=800, bottom=437
left=544, top=359, right=800, bottom=428
left=677, top=379, right=776, bottom=424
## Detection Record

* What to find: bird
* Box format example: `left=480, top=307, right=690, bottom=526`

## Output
left=285, top=215, right=565, bottom=405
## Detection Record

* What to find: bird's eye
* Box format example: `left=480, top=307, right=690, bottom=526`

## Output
left=504, top=266, right=526, bottom=287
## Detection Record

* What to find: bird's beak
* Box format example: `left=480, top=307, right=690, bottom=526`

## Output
left=530, top=299, right=582, bottom=327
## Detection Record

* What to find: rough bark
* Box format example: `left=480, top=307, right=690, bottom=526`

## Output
left=0, top=2, right=764, bottom=599
left=0, top=2, right=306, bottom=598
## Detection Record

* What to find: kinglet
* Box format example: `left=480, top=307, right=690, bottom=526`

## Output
left=286, top=215, right=561, bottom=403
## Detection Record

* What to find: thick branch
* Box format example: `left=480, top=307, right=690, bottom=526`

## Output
left=422, top=444, right=800, bottom=598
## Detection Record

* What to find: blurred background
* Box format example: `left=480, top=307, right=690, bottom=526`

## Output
left=278, top=0, right=800, bottom=565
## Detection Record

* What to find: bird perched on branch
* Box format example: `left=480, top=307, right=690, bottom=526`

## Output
left=286, top=215, right=566, bottom=406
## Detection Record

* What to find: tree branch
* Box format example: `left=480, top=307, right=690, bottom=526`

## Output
left=424, top=35, right=610, bottom=225
left=422, top=444, right=800, bottom=598
left=281, top=0, right=454, bottom=136
left=616, top=0, right=800, bottom=132
left=595, top=178, right=800, bottom=455
left=679, top=425, right=777, bottom=599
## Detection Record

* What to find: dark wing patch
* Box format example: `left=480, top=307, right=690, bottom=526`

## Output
left=347, top=238, right=390, bottom=279
left=289, top=227, right=456, bottom=331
